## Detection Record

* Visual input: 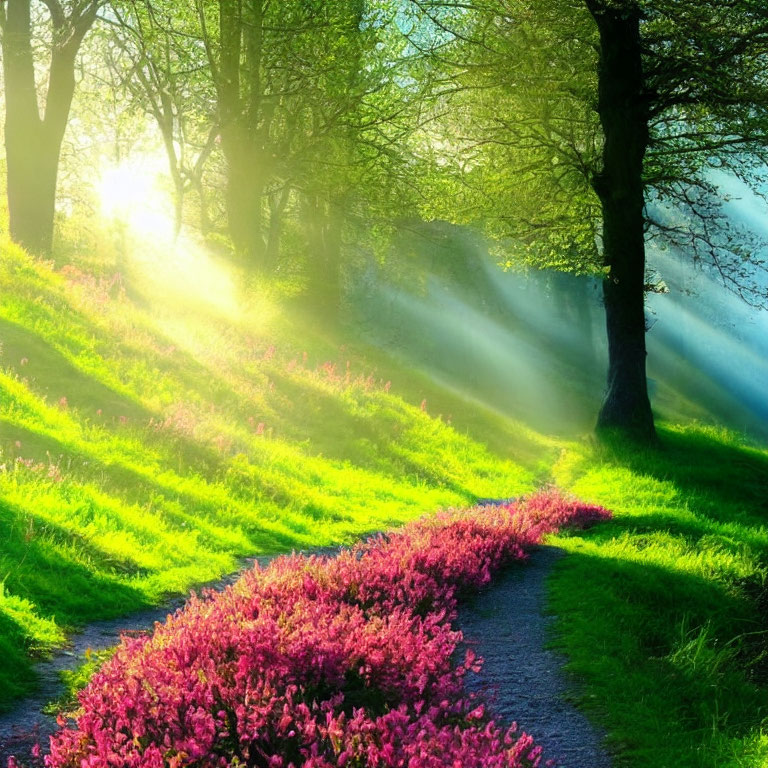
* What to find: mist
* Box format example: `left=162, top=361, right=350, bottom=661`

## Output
left=351, top=218, right=768, bottom=440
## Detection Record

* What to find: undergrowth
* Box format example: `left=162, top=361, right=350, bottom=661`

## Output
left=38, top=491, right=609, bottom=767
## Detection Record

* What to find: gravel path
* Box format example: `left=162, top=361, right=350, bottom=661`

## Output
left=1, top=543, right=612, bottom=767
left=457, top=546, right=612, bottom=768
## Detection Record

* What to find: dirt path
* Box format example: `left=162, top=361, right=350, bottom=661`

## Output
left=2, top=544, right=612, bottom=767
left=458, top=546, right=613, bottom=768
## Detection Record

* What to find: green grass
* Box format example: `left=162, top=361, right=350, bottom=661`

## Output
left=1, top=234, right=767, bottom=768
left=549, top=424, right=768, bottom=768
left=0, top=236, right=550, bottom=712
left=43, top=646, right=117, bottom=718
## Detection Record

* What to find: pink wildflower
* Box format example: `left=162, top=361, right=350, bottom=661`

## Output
left=44, top=491, right=610, bottom=768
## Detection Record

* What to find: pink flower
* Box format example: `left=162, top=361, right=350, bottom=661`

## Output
left=44, top=491, right=609, bottom=768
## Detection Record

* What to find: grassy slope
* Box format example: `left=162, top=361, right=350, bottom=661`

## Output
left=1, top=236, right=767, bottom=767
left=0, top=238, right=555, bottom=711
left=551, top=427, right=768, bottom=768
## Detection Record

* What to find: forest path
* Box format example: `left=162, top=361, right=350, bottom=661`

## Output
left=1, top=545, right=613, bottom=767
left=458, top=545, right=613, bottom=768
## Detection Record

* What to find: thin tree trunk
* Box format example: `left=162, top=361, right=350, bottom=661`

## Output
left=321, top=211, right=343, bottom=325
left=265, top=186, right=290, bottom=272
left=157, top=125, right=185, bottom=237
left=304, top=196, right=343, bottom=326
left=191, top=127, right=218, bottom=236
left=587, top=1, right=656, bottom=442
left=194, top=177, right=212, bottom=235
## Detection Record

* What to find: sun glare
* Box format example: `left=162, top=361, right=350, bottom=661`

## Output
left=98, top=154, right=173, bottom=241
left=96, top=154, right=242, bottom=319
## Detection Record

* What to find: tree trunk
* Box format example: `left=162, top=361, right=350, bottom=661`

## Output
left=2, top=0, right=95, bottom=255
left=304, top=196, right=343, bottom=326
left=214, top=0, right=271, bottom=269
left=264, top=186, right=290, bottom=272
left=191, top=127, right=218, bottom=236
left=587, top=1, right=656, bottom=442
left=222, top=139, right=265, bottom=263
left=194, top=177, right=212, bottom=235
left=3, top=0, right=55, bottom=254
left=144, top=84, right=184, bottom=238
left=5, top=112, right=60, bottom=255
left=158, top=127, right=185, bottom=237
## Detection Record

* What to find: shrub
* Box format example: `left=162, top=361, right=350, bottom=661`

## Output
left=41, top=491, right=610, bottom=768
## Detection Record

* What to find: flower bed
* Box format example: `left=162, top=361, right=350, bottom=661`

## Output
left=41, top=490, right=610, bottom=768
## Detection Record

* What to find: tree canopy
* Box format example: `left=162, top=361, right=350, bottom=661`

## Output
left=406, top=0, right=768, bottom=438
left=2, top=0, right=767, bottom=439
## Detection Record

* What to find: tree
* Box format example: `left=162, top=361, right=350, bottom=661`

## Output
left=292, top=0, right=409, bottom=319
left=194, top=0, right=317, bottom=268
left=192, top=0, right=420, bottom=283
left=414, top=0, right=768, bottom=441
left=89, top=0, right=424, bottom=326
left=586, top=1, right=654, bottom=439
left=1, top=0, right=103, bottom=254
left=586, top=0, right=768, bottom=439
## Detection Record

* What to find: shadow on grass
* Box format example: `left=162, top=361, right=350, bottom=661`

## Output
left=268, top=371, right=482, bottom=500
left=0, top=500, right=151, bottom=626
left=0, top=613, right=40, bottom=713
left=0, top=317, right=259, bottom=479
left=278, top=307, right=560, bottom=473
left=0, top=494, right=151, bottom=712
left=0, top=319, right=151, bottom=423
left=0, top=421, right=309, bottom=573
left=600, top=425, right=768, bottom=523
left=549, top=546, right=767, bottom=768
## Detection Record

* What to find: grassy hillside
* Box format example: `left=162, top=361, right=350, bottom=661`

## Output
left=0, top=237, right=555, bottom=711
left=1, top=235, right=767, bottom=768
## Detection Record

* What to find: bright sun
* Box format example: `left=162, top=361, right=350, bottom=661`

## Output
left=96, top=152, right=242, bottom=318
left=97, top=154, right=174, bottom=241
